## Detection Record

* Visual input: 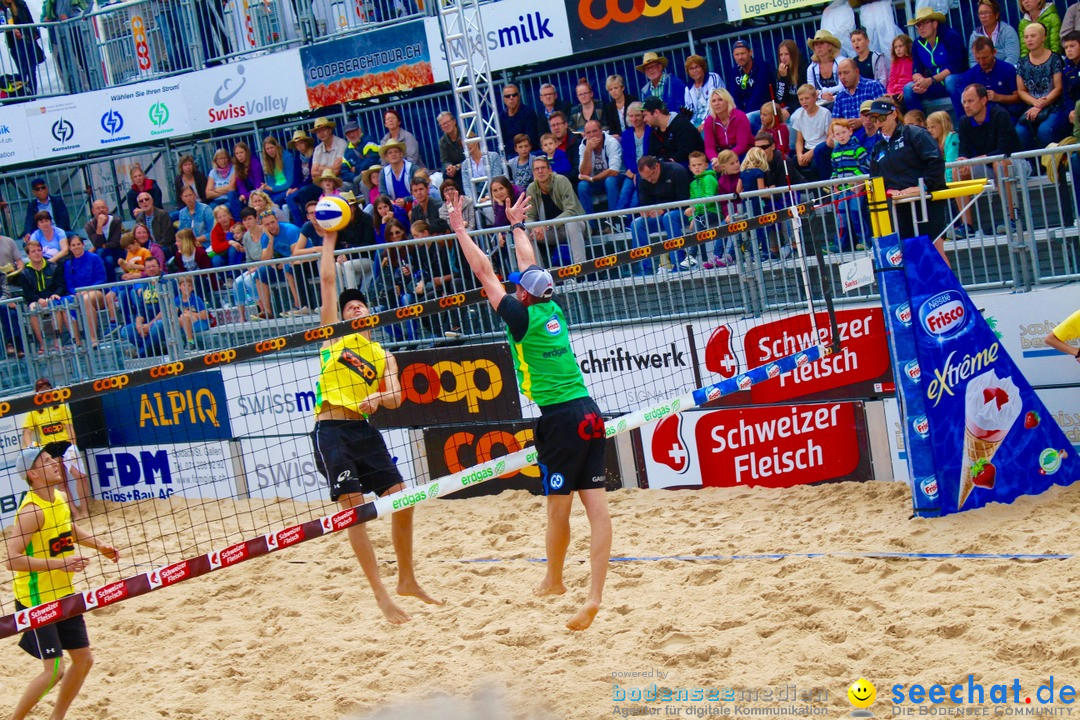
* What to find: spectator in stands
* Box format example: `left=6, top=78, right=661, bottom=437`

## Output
left=339, top=121, right=379, bottom=189
left=205, top=148, right=239, bottom=217
left=703, top=88, right=753, bottom=166
left=18, top=239, right=66, bottom=353
left=119, top=255, right=168, bottom=357
left=1065, top=1, right=1080, bottom=43
left=378, top=140, right=422, bottom=207
left=249, top=190, right=289, bottom=224
left=618, top=101, right=651, bottom=210
left=904, top=7, right=968, bottom=113
left=136, top=191, right=176, bottom=256
left=62, top=235, right=113, bottom=347
left=118, top=231, right=152, bottom=280
left=336, top=192, right=377, bottom=294
left=506, top=134, right=535, bottom=188
left=85, top=198, right=123, bottom=274
left=155, top=0, right=190, bottom=73
left=602, top=74, right=638, bottom=134
left=173, top=154, right=208, bottom=206
left=437, top=111, right=465, bottom=183
left=170, top=228, right=212, bottom=276
left=316, top=169, right=343, bottom=198
left=438, top=182, right=475, bottom=232
left=775, top=40, right=803, bottom=119
left=0, top=230, right=23, bottom=352
left=233, top=207, right=261, bottom=317
left=259, top=136, right=295, bottom=207
left=577, top=118, right=625, bottom=214
left=570, top=79, right=603, bottom=133
left=684, top=55, right=725, bottom=129
left=29, top=211, right=68, bottom=264
left=630, top=155, right=690, bottom=274
left=538, top=132, right=572, bottom=181
left=850, top=27, right=888, bottom=86
left=927, top=110, right=967, bottom=227
left=729, top=40, right=773, bottom=132
left=525, top=156, right=587, bottom=265
left=547, top=111, right=582, bottom=183
left=904, top=109, right=927, bottom=128
left=756, top=129, right=806, bottom=190
left=2, top=0, right=41, bottom=96
left=374, top=194, right=412, bottom=243
left=887, top=34, right=914, bottom=106
left=867, top=98, right=949, bottom=260
left=461, top=135, right=508, bottom=204
left=1019, top=0, right=1061, bottom=56
left=791, top=84, right=833, bottom=178
left=854, top=100, right=881, bottom=152
left=1016, top=21, right=1069, bottom=149
left=643, top=96, right=704, bottom=167
left=381, top=109, right=424, bottom=168
left=233, top=141, right=264, bottom=208
left=684, top=151, right=720, bottom=257
left=290, top=199, right=326, bottom=311
left=954, top=36, right=1021, bottom=119
left=833, top=58, right=887, bottom=129
left=312, top=117, right=347, bottom=181
left=209, top=205, right=244, bottom=267
left=254, top=210, right=305, bottom=319
left=807, top=29, right=846, bottom=104
left=637, top=51, right=687, bottom=113
left=409, top=173, right=447, bottom=235
left=193, top=0, right=231, bottom=67
left=134, top=222, right=167, bottom=272
left=970, top=0, right=1021, bottom=66
left=21, top=179, right=69, bottom=242
left=177, top=185, right=214, bottom=250
left=285, top=129, right=316, bottom=223
left=1065, top=31, right=1080, bottom=108
left=829, top=119, right=871, bottom=252
left=359, top=165, right=382, bottom=209
left=759, top=101, right=791, bottom=157
left=500, top=83, right=540, bottom=156
left=175, top=275, right=209, bottom=350
left=408, top=219, right=457, bottom=308
left=537, top=83, right=572, bottom=139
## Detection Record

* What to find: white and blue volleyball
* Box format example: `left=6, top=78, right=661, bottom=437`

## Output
left=314, top=196, right=352, bottom=232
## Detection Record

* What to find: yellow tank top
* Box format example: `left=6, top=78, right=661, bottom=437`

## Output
left=314, top=333, right=386, bottom=416
left=13, top=489, right=75, bottom=606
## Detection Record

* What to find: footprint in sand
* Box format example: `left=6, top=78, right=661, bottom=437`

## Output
left=657, top=632, right=695, bottom=651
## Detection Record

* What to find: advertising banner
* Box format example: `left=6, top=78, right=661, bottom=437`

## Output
left=566, top=0, right=722, bottom=53
left=86, top=442, right=235, bottom=503
left=0, top=417, right=27, bottom=529
left=299, top=20, right=433, bottom=109
left=0, top=104, right=38, bottom=167
left=239, top=429, right=416, bottom=501
left=99, top=370, right=233, bottom=446
left=183, top=48, right=310, bottom=132
left=423, top=0, right=574, bottom=83
left=899, top=235, right=1079, bottom=515
left=640, top=401, right=870, bottom=490
left=721, top=0, right=831, bottom=23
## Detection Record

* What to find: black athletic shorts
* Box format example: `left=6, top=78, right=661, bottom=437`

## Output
left=311, top=419, right=404, bottom=501
left=15, top=600, right=89, bottom=659
left=535, top=396, right=607, bottom=496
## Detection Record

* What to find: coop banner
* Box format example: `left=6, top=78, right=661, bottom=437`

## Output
left=902, top=235, right=1080, bottom=515
left=300, top=20, right=434, bottom=108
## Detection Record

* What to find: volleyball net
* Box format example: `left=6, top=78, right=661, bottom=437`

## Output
left=0, top=198, right=844, bottom=637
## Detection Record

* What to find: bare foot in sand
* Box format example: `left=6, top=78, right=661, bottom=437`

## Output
left=377, top=595, right=412, bottom=625
left=566, top=600, right=599, bottom=631
left=534, top=579, right=567, bottom=597
left=397, top=581, right=445, bottom=606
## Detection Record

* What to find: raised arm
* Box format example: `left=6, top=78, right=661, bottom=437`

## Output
left=448, top=198, right=507, bottom=312
left=503, top=194, right=537, bottom=270
left=319, top=230, right=339, bottom=326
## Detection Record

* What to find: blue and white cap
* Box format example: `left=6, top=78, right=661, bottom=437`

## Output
left=507, top=265, right=554, bottom=299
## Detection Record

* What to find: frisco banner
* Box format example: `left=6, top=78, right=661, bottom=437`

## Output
left=299, top=20, right=433, bottom=108
left=640, top=401, right=869, bottom=489
left=895, top=235, right=1079, bottom=515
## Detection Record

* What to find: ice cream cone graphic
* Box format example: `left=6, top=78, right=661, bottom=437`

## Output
left=959, top=369, right=1021, bottom=508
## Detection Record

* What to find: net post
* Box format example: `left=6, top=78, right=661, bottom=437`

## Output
left=867, top=177, right=892, bottom=239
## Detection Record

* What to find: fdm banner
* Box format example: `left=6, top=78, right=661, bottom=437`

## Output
left=899, top=235, right=1079, bottom=515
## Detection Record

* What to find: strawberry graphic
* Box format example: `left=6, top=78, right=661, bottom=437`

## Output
left=1024, top=411, right=1040, bottom=429
left=970, top=459, right=996, bottom=489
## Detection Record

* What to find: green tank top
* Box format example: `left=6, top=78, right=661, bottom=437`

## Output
left=508, top=301, right=589, bottom=407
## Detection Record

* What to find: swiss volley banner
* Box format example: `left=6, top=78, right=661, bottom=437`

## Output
left=899, top=235, right=1079, bottom=516
left=299, top=20, right=434, bottom=109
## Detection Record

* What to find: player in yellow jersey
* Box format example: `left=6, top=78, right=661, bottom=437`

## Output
left=310, top=229, right=442, bottom=624
left=22, top=377, right=91, bottom=520
left=5, top=443, right=119, bottom=720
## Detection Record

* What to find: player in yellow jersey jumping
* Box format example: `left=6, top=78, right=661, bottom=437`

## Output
left=5, top=443, right=119, bottom=720
left=310, top=230, right=442, bottom=624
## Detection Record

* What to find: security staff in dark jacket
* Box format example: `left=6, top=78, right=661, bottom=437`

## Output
left=867, top=98, right=949, bottom=264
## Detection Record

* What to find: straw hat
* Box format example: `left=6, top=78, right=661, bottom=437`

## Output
left=807, top=29, right=842, bottom=50
left=312, top=116, right=336, bottom=131
left=286, top=130, right=313, bottom=150
left=339, top=190, right=357, bottom=204
left=907, top=6, right=946, bottom=25
left=635, top=51, right=669, bottom=72
left=379, top=140, right=407, bottom=156
left=361, top=165, right=382, bottom=188
left=316, top=168, right=343, bottom=188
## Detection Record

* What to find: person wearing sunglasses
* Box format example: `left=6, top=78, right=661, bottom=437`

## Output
left=499, top=83, right=540, bottom=156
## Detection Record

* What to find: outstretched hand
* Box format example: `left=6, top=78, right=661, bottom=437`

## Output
left=504, top=194, right=532, bottom=226
left=447, top=198, right=467, bottom=234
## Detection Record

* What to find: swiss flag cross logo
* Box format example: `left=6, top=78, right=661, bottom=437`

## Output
left=652, top=414, right=690, bottom=474
left=706, top=325, right=738, bottom=379
left=15, top=611, right=28, bottom=630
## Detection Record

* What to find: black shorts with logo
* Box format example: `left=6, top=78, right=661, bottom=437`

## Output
left=311, top=419, right=404, bottom=501
left=15, top=600, right=89, bottom=659
left=535, top=396, right=607, bottom=496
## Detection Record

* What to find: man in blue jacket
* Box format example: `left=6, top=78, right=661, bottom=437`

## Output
left=728, top=40, right=774, bottom=134
left=22, top=179, right=70, bottom=241
left=904, top=7, right=968, bottom=113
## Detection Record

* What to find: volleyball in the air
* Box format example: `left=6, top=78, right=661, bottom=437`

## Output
left=314, top=196, right=352, bottom=232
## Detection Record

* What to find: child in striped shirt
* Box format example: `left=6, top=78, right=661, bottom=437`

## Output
left=829, top=119, right=870, bottom=252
